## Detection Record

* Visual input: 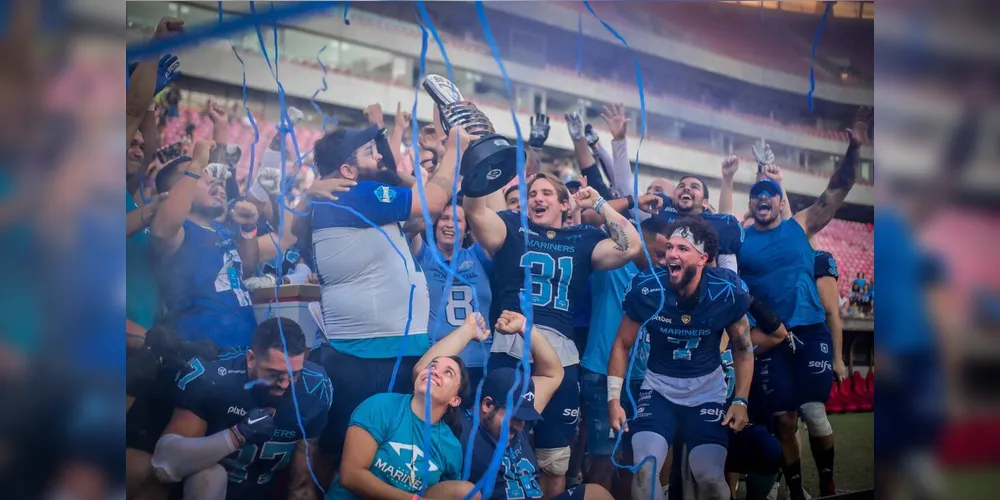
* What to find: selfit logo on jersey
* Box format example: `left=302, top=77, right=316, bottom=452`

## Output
left=562, top=408, right=581, bottom=425
left=374, top=185, right=397, bottom=204
left=227, top=406, right=247, bottom=417
left=808, top=360, right=833, bottom=374
left=700, top=407, right=725, bottom=423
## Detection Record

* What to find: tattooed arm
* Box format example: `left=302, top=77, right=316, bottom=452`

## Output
left=288, top=439, right=319, bottom=500
left=794, top=107, right=870, bottom=237
left=588, top=188, right=641, bottom=270
left=727, top=315, right=754, bottom=401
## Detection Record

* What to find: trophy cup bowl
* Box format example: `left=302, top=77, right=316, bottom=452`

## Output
left=423, top=74, right=521, bottom=197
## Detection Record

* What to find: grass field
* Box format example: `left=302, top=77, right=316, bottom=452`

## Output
left=798, top=412, right=874, bottom=497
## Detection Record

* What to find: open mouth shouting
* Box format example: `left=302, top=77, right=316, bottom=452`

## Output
left=678, top=191, right=694, bottom=204
left=530, top=203, right=549, bottom=220
left=209, top=183, right=226, bottom=203
left=755, top=199, right=774, bottom=218
left=667, top=261, right=684, bottom=281
left=440, top=227, right=455, bottom=239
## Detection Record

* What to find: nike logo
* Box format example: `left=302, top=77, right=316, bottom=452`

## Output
left=248, top=415, right=268, bottom=425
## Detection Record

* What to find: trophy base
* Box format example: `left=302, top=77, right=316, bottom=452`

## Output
left=459, top=134, right=522, bottom=198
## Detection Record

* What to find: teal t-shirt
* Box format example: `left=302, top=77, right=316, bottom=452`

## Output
left=326, top=393, right=463, bottom=499
left=126, top=190, right=159, bottom=328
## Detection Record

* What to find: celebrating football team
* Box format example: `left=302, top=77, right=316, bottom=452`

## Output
left=124, top=15, right=873, bottom=500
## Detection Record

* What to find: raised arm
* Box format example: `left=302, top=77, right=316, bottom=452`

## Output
left=413, top=313, right=488, bottom=381
left=494, top=310, right=564, bottom=413
left=578, top=187, right=641, bottom=270
left=722, top=315, right=753, bottom=431
left=462, top=192, right=507, bottom=257
left=719, top=156, right=738, bottom=216
left=149, top=140, right=213, bottom=255
left=403, top=126, right=466, bottom=238
left=793, top=107, right=869, bottom=236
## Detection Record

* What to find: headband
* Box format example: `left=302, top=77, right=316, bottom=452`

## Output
left=671, top=226, right=705, bottom=254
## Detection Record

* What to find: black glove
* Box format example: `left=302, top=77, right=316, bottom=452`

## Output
left=231, top=408, right=276, bottom=446
left=529, top=113, right=550, bottom=148
left=585, top=124, right=600, bottom=148
left=126, top=346, right=161, bottom=398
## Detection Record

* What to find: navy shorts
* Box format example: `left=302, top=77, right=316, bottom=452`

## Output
left=581, top=369, right=644, bottom=457
left=308, top=343, right=419, bottom=456
left=725, top=424, right=782, bottom=475
left=755, top=322, right=834, bottom=413
left=489, top=353, right=580, bottom=449
left=630, top=389, right=729, bottom=450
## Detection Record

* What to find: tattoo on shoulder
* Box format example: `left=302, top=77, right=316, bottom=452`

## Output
left=606, top=221, right=629, bottom=252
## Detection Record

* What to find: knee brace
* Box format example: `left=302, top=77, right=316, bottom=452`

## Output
left=799, top=402, right=833, bottom=437
left=536, top=446, right=572, bottom=477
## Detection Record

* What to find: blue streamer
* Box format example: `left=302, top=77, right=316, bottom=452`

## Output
left=581, top=3, right=665, bottom=498
left=808, top=3, right=832, bottom=112
left=126, top=1, right=337, bottom=61
left=217, top=2, right=260, bottom=201
left=465, top=3, right=533, bottom=499
left=409, top=5, right=491, bottom=490
left=309, top=45, right=338, bottom=136
left=343, top=2, right=351, bottom=25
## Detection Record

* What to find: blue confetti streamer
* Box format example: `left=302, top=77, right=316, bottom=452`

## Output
left=576, top=12, right=584, bottom=77
left=808, top=3, right=832, bottom=112
left=582, top=2, right=666, bottom=498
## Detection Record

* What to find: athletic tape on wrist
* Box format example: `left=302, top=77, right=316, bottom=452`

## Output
left=607, top=375, right=624, bottom=402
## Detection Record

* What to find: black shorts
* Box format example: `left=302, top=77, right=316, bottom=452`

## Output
left=553, top=484, right=588, bottom=500
left=126, top=366, right=181, bottom=453
left=309, top=343, right=419, bottom=458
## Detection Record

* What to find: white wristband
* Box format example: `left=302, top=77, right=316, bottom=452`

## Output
left=607, top=375, right=624, bottom=402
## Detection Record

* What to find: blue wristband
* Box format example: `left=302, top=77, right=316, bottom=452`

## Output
left=183, top=170, right=201, bottom=180
left=732, top=397, right=749, bottom=407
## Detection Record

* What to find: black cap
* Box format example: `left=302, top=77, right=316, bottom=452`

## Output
left=480, top=368, right=542, bottom=422
left=314, top=124, right=380, bottom=177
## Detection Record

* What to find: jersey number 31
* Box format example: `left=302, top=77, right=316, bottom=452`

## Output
left=520, top=252, right=574, bottom=312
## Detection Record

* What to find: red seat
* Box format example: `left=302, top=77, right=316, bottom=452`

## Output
left=866, top=369, right=874, bottom=396
left=825, top=383, right=844, bottom=414
left=851, top=371, right=873, bottom=411
left=836, top=380, right=860, bottom=413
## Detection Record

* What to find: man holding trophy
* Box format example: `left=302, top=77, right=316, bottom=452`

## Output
left=443, top=73, right=642, bottom=498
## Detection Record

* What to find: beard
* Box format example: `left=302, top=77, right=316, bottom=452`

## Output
left=249, top=376, right=289, bottom=408
left=194, top=202, right=226, bottom=220
left=668, top=265, right=697, bottom=292
left=752, top=208, right=780, bottom=226
left=375, top=166, right=404, bottom=186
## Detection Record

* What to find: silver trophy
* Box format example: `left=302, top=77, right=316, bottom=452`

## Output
left=751, top=138, right=774, bottom=173
left=423, top=74, right=521, bottom=197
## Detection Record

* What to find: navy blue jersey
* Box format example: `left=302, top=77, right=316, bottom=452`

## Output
left=653, top=196, right=743, bottom=256
left=459, top=411, right=543, bottom=500
left=490, top=210, right=605, bottom=335
left=814, top=250, right=840, bottom=280
left=624, top=267, right=750, bottom=379
left=176, top=349, right=333, bottom=499
left=156, top=220, right=257, bottom=348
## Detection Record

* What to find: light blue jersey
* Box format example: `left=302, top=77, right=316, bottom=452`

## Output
left=739, top=219, right=825, bottom=328
left=126, top=190, right=158, bottom=329
left=417, top=242, right=493, bottom=368
left=876, top=208, right=942, bottom=354
left=326, top=393, right=463, bottom=499
left=581, top=263, right=647, bottom=379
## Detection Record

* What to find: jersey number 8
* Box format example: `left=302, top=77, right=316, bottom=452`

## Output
left=520, top=252, right=574, bottom=312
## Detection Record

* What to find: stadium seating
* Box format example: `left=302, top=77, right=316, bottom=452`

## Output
left=814, top=218, right=874, bottom=297
left=826, top=384, right=845, bottom=414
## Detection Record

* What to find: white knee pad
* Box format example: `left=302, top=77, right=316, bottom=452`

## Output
left=799, top=402, right=833, bottom=437
left=536, top=446, right=572, bottom=477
